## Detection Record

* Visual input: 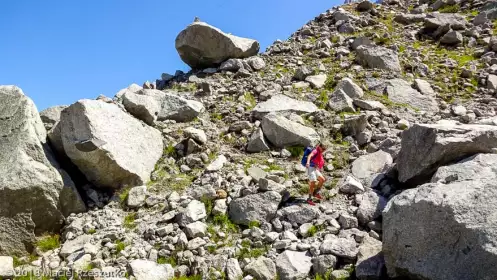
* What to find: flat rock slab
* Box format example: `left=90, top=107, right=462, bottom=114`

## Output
left=122, top=89, right=204, bottom=124
left=252, top=94, right=318, bottom=119
left=384, top=79, right=438, bottom=113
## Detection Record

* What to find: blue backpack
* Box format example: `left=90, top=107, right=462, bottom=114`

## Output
left=301, top=147, right=315, bottom=167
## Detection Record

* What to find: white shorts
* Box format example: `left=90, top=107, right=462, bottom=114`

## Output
left=308, top=167, right=323, bottom=182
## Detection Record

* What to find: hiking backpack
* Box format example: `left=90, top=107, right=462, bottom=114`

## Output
left=301, top=147, right=314, bottom=167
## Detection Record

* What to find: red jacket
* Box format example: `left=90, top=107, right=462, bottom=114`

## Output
left=310, top=148, right=325, bottom=169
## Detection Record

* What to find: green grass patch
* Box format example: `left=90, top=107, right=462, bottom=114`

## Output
left=123, top=213, right=137, bottom=229
left=324, top=75, right=336, bottom=91
left=317, top=90, right=329, bottom=109
left=174, top=275, right=202, bottom=280
left=206, top=244, right=217, bottom=254
left=236, top=245, right=269, bottom=260
left=210, top=112, right=223, bottom=121
left=248, top=220, right=261, bottom=229
left=118, top=186, right=131, bottom=207
left=12, top=255, right=37, bottom=267
left=157, top=255, right=177, bottom=267
left=286, top=146, right=305, bottom=158
left=36, top=234, right=60, bottom=252
left=212, top=214, right=240, bottom=234
left=243, top=92, right=257, bottom=110
left=299, top=184, right=310, bottom=195
left=115, top=241, right=127, bottom=254
left=314, top=270, right=333, bottom=280
left=164, top=143, right=177, bottom=157
left=201, top=196, right=213, bottom=216
left=332, top=150, right=350, bottom=170
left=307, top=225, right=318, bottom=237
left=264, top=163, right=283, bottom=172
left=439, top=4, right=460, bottom=13
left=84, top=263, right=95, bottom=271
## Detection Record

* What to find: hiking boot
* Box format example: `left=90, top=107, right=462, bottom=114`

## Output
left=314, top=193, right=324, bottom=200
left=307, top=198, right=316, bottom=206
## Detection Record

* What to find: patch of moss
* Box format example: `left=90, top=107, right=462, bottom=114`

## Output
left=36, top=234, right=60, bottom=252
left=115, top=241, right=127, bottom=254
left=164, top=143, right=177, bottom=158
left=439, top=4, right=460, bottom=13
left=332, top=150, right=350, bottom=170
left=212, top=214, right=239, bottom=234
left=118, top=186, right=131, bottom=207
left=157, top=255, right=177, bottom=267
left=248, top=220, right=261, bottom=229
left=317, top=90, right=329, bottom=109
left=286, top=146, right=305, bottom=158
left=201, top=196, right=213, bottom=216
left=174, top=276, right=202, bottom=280
left=123, top=213, right=137, bottom=229
left=243, top=92, right=257, bottom=110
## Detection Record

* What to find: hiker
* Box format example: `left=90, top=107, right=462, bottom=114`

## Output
left=302, top=142, right=327, bottom=205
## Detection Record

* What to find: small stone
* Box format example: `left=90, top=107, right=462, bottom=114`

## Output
left=339, top=176, right=365, bottom=194
left=126, top=185, right=147, bottom=208
left=452, top=105, right=467, bottom=116
left=339, top=214, right=359, bottom=229
left=397, top=119, right=410, bottom=130
left=184, top=127, right=207, bottom=145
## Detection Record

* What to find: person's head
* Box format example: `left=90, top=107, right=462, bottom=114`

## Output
left=316, top=142, right=328, bottom=152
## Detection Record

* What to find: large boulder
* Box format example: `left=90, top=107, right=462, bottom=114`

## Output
left=261, top=114, right=320, bottom=148
left=252, top=94, right=318, bottom=119
left=228, top=191, right=281, bottom=225
left=396, top=121, right=497, bottom=184
left=335, top=78, right=364, bottom=99
left=356, top=191, right=388, bottom=225
left=278, top=205, right=321, bottom=225
left=351, top=151, right=393, bottom=186
left=355, top=46, right=402, bottom=72
left=383, top=153, right=497, bottom=280
left=424, top=12, right=468, bottom=31
left=0, top=86, right=83, bottom=255
left=175, top=21, right=260, bottom=69
left=59, top=99, right=163, bottom=189
left=122, top=89, right=205, bottom=124
left=275, top=250, right=313, bottom=280
left=384, top=79, right=438, bottom=113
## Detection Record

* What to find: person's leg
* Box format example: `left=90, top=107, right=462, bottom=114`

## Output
left=307, top=168, right=317, bottom=205
left=308, top=180, right=316, bottom=199
left=314, top=172, right=326, bottom=200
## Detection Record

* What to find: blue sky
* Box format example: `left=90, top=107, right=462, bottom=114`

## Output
left=0, top=0, right=340, bottom=110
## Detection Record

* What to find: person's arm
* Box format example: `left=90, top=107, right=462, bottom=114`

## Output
left=306, top=150, right=317, bottom=167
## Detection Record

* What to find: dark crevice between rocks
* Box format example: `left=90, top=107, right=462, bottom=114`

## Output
left=45, top=138, right=114, bottom=210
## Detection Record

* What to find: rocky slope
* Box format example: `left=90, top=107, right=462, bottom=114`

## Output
left=2, top=0, right=497, bottom=279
